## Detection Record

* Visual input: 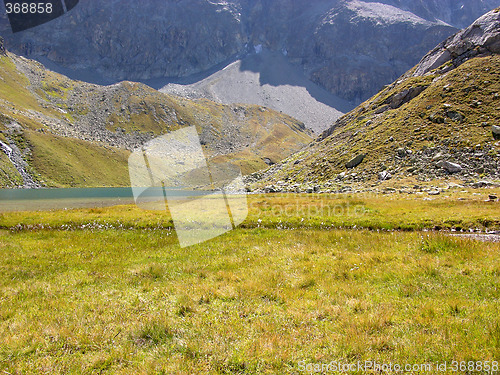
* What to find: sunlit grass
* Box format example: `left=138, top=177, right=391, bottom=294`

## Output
left=0, top=192, right=499, bottom=374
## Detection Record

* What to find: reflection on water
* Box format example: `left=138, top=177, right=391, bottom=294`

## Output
left=0, top=187, right=209, bottom=212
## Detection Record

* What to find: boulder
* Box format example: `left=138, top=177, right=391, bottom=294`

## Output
left=437, top=160, right=463, bottom=173
left=263, top=158, right=274, bottom=166
left=345, top=154, right=366, bottom=169
left=445, top=110, right=465, bottom=122
left=396, top=148, right=406, bottom=157
left=378, top=171, right=392, bottom=181
left=386, top=85, right=428, bottom=109
left=472, top=180, right=497, bottom=188
left=492, top=125, right=500, bottom=140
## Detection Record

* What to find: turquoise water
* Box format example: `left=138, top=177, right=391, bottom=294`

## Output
left=0, top=187, right=208, bottom=211
left=0, top=187, right=136, bottom=211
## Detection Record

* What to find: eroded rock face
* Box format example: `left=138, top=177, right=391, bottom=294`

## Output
left=0, top=0, right=462, bottom=103
left=1, top=1, right=499, bottom=102
left=413, top=7, right=500, bottom=76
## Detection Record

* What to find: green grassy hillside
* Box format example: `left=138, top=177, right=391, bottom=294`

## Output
left=0, top=51, right=311, bottom=188
left=252, top=8, right=500, bottom=191
left=254, top=53, right=500, bottom=191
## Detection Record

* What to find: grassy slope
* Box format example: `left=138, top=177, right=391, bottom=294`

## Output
left=0, top=191, right=498, bottom=373
left=24, top=130, right=131, bottom=187
left=257, top=55, right=500, bottom=186
left=0, top=54, right=311, bottom=187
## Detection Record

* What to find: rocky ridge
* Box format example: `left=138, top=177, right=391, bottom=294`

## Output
left=0, top=49, right=311, bottom=187
left=249, top=7, right=500, bottom=193
left=4, top=0, right=496, bottom=103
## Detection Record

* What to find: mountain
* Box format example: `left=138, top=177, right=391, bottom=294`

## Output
left=250, top=7, right=500, bottom=192
left=4, top=0, right=498, bottom=106
left=161, top=49, right=353, bottom=133
left=0, top=40, right=311, bottom=188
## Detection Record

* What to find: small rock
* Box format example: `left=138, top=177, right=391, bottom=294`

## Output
left=374, top=105, right=390, bottom=114
left=472, top=180, right=494, bottom=188
left=429, top=113, right=444, bottom=123
left=445, top=110, right=464, bottom=122
left=263, top=158, right=274, bottom=166
left=488, top=195, right=498, bottom=201
left=428, top=190, right=441, bottom=195
left=378, top=170, right=392, bottom=181
left=432, top=152, right=444, bottom=161
left=396, top=148, right=406, bottom=157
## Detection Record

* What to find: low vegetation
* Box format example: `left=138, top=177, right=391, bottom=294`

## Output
left=258, top=55, right=500, bottom=187
left=0, top=53, right=311, bottom=188
left=0, top=191, right=499, bottom=374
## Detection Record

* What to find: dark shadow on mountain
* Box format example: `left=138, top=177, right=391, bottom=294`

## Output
left=238, top=49, right=354, bottom=113
left=142, top=53, right=245, bottom=88
left=36, top=52, right=245, bottom=88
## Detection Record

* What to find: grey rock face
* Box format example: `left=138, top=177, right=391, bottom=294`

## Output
left=0, top=0, right=472, bottom=104
left=413, top=7, right=500, bottom=76
left=376, top=0, right=500, bottom=29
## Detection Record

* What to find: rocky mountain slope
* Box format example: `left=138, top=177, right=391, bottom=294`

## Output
left=161, top=50, right=353, bottom=133
left=3, top=0, right=498, bottom=104
left=250, top=7, right=500, bottom=193
left=0, top=40, right=311, bottom=188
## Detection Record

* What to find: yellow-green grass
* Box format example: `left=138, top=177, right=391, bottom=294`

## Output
left=0, top=192, right=499, bottom=374
left=1, top=189, right=498, bottom=232
left=0, top=152, right=23, bottom=186
left=25, top=130, right=131, bottom=188
left=264, top=55, right=500, bottom=184
left=0, top=53, right=312, bottom=187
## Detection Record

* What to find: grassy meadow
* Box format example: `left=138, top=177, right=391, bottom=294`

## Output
left=0, top=190, right=499, bottom=374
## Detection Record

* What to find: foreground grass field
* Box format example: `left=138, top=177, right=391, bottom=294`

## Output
left=0, top=191, right=499, bottom=374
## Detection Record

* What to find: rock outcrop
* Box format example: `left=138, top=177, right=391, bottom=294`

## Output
left=0, top=37, right=5, bottom=56
left=250, top=7, right=500, bottom=190
left=413, top=7, right=500, bottom=76
left=3, top=0, right=491, bottom=103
